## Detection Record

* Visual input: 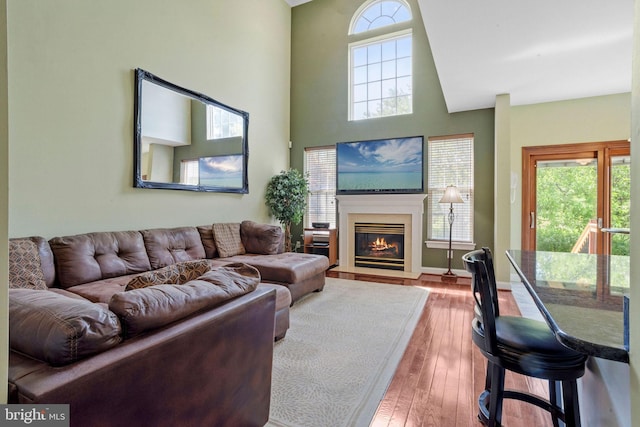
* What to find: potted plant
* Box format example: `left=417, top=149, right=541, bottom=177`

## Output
left=265, top=169, right=309, bottom=252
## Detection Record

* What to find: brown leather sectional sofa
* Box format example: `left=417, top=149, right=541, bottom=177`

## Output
left=7, top=221, right=330, bottom=427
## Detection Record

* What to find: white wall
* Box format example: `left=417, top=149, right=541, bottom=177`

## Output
left=6, top=0, right=291, bottom=239
left=141, top=80, right=192, bottom=146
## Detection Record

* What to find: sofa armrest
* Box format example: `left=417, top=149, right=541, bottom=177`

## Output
left=9, top=288, right=276, bottom=427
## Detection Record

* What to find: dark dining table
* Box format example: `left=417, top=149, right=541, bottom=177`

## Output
left=506, top=250, right=629, bottom=363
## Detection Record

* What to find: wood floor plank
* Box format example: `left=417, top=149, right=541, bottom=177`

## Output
left=327, top=271, right=554, bottom=427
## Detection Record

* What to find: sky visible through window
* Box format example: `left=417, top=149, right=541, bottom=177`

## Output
left=349, top=0, right=412, bottom=121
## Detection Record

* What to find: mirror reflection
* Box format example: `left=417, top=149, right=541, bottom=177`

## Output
left=134, top=68, right=249, bottom=193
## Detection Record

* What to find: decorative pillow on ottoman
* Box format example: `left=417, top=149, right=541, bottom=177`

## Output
left=125, top=260, right=210, bottom=291
left=9, top=238, right=47, bottom=290
left=110, top=263, right=260, bottom=338
left=9, top=289, right=122, bottom=366
left=196, top=262, right=261, bottom=290
left=212, top=223, right=246, bottom=257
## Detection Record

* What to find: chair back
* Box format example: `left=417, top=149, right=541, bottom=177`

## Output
left=462, top=247, right=500, bottom=355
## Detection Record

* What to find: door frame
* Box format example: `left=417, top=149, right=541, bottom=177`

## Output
left=522, top=140, right=629, bottom=252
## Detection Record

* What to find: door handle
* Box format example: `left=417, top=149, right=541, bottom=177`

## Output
left=530, top=212, right=535, bottom=229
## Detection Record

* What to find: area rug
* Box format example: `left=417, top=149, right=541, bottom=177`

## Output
left=266, top=277, right=429, bottom=427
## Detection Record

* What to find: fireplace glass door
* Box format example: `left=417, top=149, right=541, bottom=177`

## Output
left=354, top=223, right=405, bottom=270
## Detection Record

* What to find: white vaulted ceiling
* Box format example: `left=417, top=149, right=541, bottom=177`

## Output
left=285, top=0, right=313, bottom=7
left=287, top=0, right=634, bottom=113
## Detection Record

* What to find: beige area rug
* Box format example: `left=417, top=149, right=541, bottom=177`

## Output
left=267, top=277, right=430, bottom=427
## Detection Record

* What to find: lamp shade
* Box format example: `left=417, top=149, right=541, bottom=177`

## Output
left=439, top=185, right=464, bottom=204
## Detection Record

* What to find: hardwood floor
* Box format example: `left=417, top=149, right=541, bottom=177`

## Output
left=326, top=270, right=553, bottom=427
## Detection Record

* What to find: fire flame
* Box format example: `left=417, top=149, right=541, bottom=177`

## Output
left=370, top=237, right=390, bottom=251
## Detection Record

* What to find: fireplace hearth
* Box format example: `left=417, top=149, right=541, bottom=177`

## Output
left=354, top=223, right=405, bottom=270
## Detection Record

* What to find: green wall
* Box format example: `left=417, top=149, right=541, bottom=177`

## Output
left=2, top=0, right=291, bottom=402
left=6, top=0, right=291, bottom=239
left=0, top=0, right=7, bottom=403
left=290, top=0, right=495, bottom=271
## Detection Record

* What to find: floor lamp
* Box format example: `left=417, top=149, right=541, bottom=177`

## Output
left=439, top=185, right=464, bottom=281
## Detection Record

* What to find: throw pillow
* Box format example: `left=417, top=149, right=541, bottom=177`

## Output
left=125, top=260, right=211, bottom=291
left=110, top=263, right=260, bottom=338
left=9, top=239, right=48, bottom=290
left=240, top=221, right=283, bottom=255
left=212, top=223, right=246, bottom=257
left=9, top=289, right=122, bottom=366
left=196, top=262, right=261, bottom=290
left=197, top=225, right=218, bottom=258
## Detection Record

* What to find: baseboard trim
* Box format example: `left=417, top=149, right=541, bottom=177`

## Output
left=496, top=280, right=512, bottom=290
left=420, top=266, right=471, bottom=278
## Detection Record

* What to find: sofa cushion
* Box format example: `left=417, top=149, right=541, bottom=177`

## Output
left=125, top=260, right=211, bottom=291
left=9, top=239, right=48, bottom=290
left=9, top=289, right=122, bottom=366
left=197, top=225, right=218, bottom=258
left=141, top=227, right=206, bottom=269
left=240, top=221, right=283, bottom=255
left=65, top=274, right=137, bottom=304
left=213, top=223, right=246, bottom=257
left=109, top=263, right=260, bottom=338
left=225, top=252, right=330, bottom=284
left=49, top=231, right=152, bottom=288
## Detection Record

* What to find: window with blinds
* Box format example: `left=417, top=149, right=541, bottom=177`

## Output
left=304, top=146, right=337, bottom=228
left=427, top=134, right=474, bottom=246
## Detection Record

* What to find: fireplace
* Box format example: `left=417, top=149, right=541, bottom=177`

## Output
left=354, top=223, right=405, bottom=270
left=336, top=194, right=426, bottom=275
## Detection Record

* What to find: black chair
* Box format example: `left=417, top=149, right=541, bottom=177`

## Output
left=463, top=247, right=588, bottom=427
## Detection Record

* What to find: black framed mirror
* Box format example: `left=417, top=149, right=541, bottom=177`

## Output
left=133, top=68, right=249, bottom=193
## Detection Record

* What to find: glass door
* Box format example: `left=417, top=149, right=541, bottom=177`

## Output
left=605, top=152, right=631, bottom=256
left=522, top=141, right=630, bottom=256
left=535, top=156, right=598, bottom=253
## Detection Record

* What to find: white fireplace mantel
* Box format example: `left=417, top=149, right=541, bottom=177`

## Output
left=336, top=194, right=427, bottom=274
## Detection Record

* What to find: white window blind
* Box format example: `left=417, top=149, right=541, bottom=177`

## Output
left=427, top=134, right=474, bottom=244
left=304, top=146, right=336, bottom=228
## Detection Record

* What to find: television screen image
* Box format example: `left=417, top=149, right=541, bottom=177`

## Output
left=336, top=136, right=424, bottom=194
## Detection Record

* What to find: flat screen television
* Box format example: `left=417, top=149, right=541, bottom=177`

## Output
left=336, top=136, right=424, bottom=194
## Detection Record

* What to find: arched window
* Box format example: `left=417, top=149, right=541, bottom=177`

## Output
left=349, top=0, right=411, bottom=35
left=348, top=0, right=413, bottom=121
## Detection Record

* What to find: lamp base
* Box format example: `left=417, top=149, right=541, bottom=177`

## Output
left=441, top=271, right=458, bottom=283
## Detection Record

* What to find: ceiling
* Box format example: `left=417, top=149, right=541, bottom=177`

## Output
left=285, top=0, right=313, bottom=6
left=287, top=0, right=634, bottom=113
